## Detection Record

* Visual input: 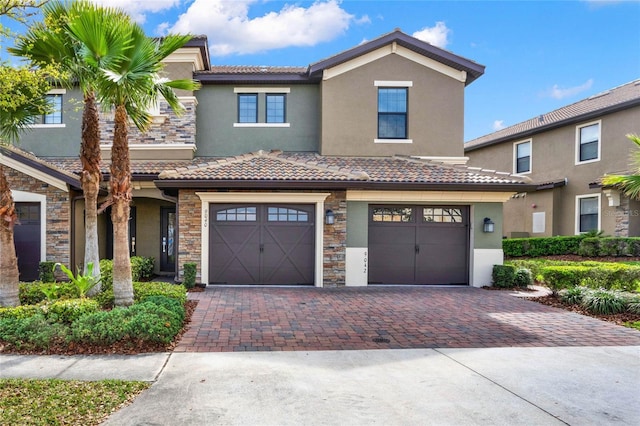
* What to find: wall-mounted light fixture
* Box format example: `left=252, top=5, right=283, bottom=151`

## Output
left=325, top=209, right=335, bottom=225
left=483, top=217, right=495, bottom=233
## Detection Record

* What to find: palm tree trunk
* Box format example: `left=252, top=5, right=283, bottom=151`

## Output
left=111, top=104, right=133, bottom=306
left=0, top=165, right=20, bottom=307
left=80, top=91, right=102, bottom=295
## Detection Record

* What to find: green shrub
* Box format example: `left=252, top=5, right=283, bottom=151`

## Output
left=540, top=266, right=591, bottom=291
left=131, top=256, right=154, bottom=281
left=513, top=268, right=533, bottom=288
left=141, top=295, right=185, bottom=322
left=627, top=300, right=640, bottom=315
left=126, top=302, right=182, bottom=344
left=92, top=288, right=115, bottom=310
left=492, top=264, right=516, bottom=288
left=133, top=282, right=186, bottom=305
left=581, top=290, right=627, bottom=315
left=503, top=236, right=584, bottom=257
left=19, top=282, right=78, bottom=305
left=0, top=305, right=42, bottom=320
left=0, top=314, right=69, bottom=349
left=578, top=237, right=640, bottom=257
left=53, top=262, right=101, bottom=298
left=45, top=298, right=99, bottom=324
left=70, top=309, right=129, bottom=345
left=559, top=287, right=587, bottom=305
left=38, top=261, right=56, bottom=283
left=183, top=263, right=197, bottom=289
left=505, top=259, right=551, bottom=281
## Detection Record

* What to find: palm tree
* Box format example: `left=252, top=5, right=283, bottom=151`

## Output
left=602, top=134, right=640, bottom=200
left=10, top=1, right=133, bottom=294
left=68, top=17, right=199, bottom=306
left=0, top=66, right=51, bottom=306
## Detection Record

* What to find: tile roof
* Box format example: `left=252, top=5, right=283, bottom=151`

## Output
left=465, top=79, right=640, bottom=150
left=44, top=158, right=196, bottom=176
left=205, top=66, right=308, bottom=75
left=157, top=150, right=530, bottom=186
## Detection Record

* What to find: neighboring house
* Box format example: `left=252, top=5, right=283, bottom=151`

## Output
left=465, top=80, right=640, bottom=238
left=2, top=30, right=533, bottom=287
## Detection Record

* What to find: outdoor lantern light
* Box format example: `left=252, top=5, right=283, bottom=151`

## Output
left=325, top=209, right=335, bottom=225
left=483, top=217, right=495, bottom=233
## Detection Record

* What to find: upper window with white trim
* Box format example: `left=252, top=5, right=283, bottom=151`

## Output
left=377, top=87, right=408, bottom=139
left=514, top=140, right=531, bottom=174
left=238, top=94, right=258, bottom=123
left=576, top=121, right=600, bottom=163
left=31, top=89, right=65, bottom=127
left=266, top=94, right=286, bottom=123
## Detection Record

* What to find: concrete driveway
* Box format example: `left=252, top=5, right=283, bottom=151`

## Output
left=175, top=286, right=640, bottom=352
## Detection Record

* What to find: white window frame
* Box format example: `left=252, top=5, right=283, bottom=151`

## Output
left=575, top=120, right=601, bottom=165
left=575, top=194, right=601, bottom=235
left=374, top=81, right=413, bottom=144
left=513, top=139, right=532, bottom=175
left=32, top=88, right=66, bottom=128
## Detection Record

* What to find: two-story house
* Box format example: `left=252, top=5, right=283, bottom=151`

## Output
left=465, top=80, right=640, bottom=238
left=2, top=30, right=532, bottom=287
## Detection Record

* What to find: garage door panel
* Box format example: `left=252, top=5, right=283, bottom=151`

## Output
left=210, top=204, right=314, bottom=285
left=369, top=205, right=469, bottom=285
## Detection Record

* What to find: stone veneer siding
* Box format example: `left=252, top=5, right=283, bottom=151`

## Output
left=175, top=189, right=348, bottom=286
left=177, top=189, right=202, bottom=281
left=100, top=99, right=196, bottom=146
left=5, top=167, right=71, bottom=267
left=614, top=196, right=630, bottom=237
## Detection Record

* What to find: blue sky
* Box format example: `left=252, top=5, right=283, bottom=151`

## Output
left=5, top=0, right=640, bottom=141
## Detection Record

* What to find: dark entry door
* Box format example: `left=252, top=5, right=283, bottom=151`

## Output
left=209, top=204, right=314, bottom=284
left=14, top=202, right=40, bottom=282
left=160, top=207, right=176, bottom=272
left=368, top=205, right=469, bottom=285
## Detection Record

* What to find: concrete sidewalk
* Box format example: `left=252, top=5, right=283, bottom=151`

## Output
left=2, top=346, right=639, bottom=425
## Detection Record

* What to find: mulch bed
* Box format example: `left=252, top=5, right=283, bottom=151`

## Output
left=527, top=294, right=640, bottom=327
left=0, top=300, right=199, bottom=356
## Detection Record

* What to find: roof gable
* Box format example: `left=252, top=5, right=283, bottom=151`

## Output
left=309, top=29, right=485, bottom=85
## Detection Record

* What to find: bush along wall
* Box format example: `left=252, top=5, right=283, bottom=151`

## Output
left=540, top=263, right=640, bottom=292
left=504, top=236, right=640, bottom=257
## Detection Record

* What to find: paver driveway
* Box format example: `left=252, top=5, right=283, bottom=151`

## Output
left=174, top=286, right=640, bottom=352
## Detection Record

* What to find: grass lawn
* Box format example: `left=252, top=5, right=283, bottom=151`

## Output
left=0, top=379, right=149, bottom=425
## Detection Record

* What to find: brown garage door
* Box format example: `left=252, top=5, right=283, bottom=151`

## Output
left=368, top=205, right=469, bottom=285
left=14, top=202, right=41, bottom=282
left=209, top=204, right=314, bottom=285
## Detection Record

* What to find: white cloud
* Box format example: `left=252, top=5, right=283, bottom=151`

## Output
left=88, top=0, right=180, bottom=24
left=547, top=79, right=594, bottom=100
left=166, top=0, right=356, bottom=56
left=412, top=22, right=451, bottom=48
left=493, top=120, right=506, bottom=131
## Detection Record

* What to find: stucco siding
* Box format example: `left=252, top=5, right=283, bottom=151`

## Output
left=195, top=85, right=319, bottom=156
left=320, top=53, right=465, bottom=157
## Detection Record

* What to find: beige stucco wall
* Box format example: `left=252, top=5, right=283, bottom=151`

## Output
left=320, top=53, right=465, bottom=157
left=466, top=107, right=640, bottom=236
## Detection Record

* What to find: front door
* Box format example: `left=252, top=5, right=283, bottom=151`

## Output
left=160, top=207, right=176, bottom=272
left=14, top=202, right=41, bottom=281
left=106, top=206, right=137, bottom=258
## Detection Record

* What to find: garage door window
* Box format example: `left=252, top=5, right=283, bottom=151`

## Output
left=267, top=207, right=309, bottom=222
left=216, top=207, right=257, bottom=221
left=423, top=207, right=463, bottom=223
left=372, top=206, right=413, bottom=222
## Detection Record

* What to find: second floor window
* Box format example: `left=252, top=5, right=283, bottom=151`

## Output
left=577, top=122, right=599, bottom=163
left=266, top=94, right=286, bottom=123
left=515, top=140, right=531, bottom=174
left=39, top=94, right=62, bottom=124
left=238, top=94, right=258, bottom=123
left=378, top=87, right=407, bottom=139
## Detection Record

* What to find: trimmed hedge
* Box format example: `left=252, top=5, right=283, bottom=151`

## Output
left=540, top=264, right=640, bottom=292
left=503, top=236, right=584, bottom=257
left=492, top=265, right=533, bottom=288
left=504, top=236, right=640, bottom=258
